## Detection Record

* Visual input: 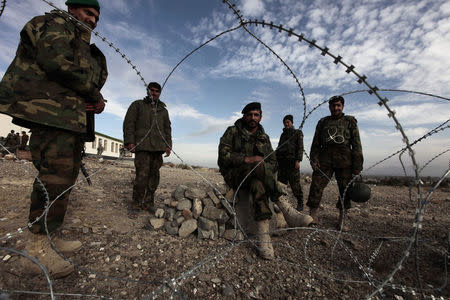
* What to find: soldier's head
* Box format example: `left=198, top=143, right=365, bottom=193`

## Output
left=242, top=102, right=262, bottom=131
left=283, top=115, right=294, bottom=129
left=147, top=82, right=162, bottom=101
left=328, top=95, right=344, bottom=117
left=10, top=130, right=14, bottom=134
left=66, top=0, right=100, bottom=29
left=21, top=131, right=26, bottom=134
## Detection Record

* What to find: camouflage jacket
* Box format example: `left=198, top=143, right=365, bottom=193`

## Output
left=310, top=113, right=363, bottom=171
left=0, top=10, right=108, bottom=134
left=123, top=97, right=172, bottom=152
left=276, top=127, right=304, bottom=162
left=218, top=118, right=276, bottom=176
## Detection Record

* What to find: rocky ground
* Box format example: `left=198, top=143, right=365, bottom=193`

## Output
left=0, top=156, right=449, bottom=299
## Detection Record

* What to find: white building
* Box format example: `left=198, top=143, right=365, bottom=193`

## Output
left=1, top=114, right=130, bottom=159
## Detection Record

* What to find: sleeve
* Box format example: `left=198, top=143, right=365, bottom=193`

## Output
left=123, top=103, right=137, bottom=145
left=349, top=117, right=364, bottom=171
left=164, top=109, right=172, bottom=148
left=31, top=16, right=102, bottom=102
left=218, top=127, right=245, bottom=169
left=310, top=120, right=323, bottom=163
left=263, top=135, right=277, bottom=173
left=296, top=130, right=304, bottom=161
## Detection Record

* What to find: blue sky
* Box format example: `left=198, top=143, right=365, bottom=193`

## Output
left=1, top=0, right=449, bottom=176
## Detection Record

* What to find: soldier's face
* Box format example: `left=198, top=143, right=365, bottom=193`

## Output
left=69, top=6, right=100, bottom=29
left=283, top=119, right=293, bottom=129
left=244, top=110, right=262, bottom=129
left=147, top=87, right=161, bottom=101
left=329, top=101, right=344, bottom=117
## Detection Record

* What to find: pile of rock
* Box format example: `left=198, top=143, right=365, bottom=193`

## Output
left=149, top=184, right=244, bottom=240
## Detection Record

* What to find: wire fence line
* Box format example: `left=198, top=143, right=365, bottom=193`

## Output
left=0, top=0, right=449, bottom=299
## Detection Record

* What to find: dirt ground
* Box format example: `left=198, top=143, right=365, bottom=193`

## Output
left=0, top=157, right=449, bottom=299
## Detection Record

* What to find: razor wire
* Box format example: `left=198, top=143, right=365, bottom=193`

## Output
left=0, top=0, right=5, bottom=17
left=1, top=0, right=449, bottom=299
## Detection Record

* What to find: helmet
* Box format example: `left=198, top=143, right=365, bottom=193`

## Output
left=350, top=182, right=371, bottom=203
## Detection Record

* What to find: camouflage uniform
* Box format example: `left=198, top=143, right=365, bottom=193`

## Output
left=0, top=10, right=108, bottom=233
left=307, top=114, right=363, bottom=210
left=276, top=127, right=304, bottom=206
left=123, top=97, right=172, bottom=208
left=218, top=118, right=278, bottom=221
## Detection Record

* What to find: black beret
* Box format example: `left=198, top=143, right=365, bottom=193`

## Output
left=242, top=102, right=261, bottom=114
left=283, top=114, right=293, bottom=123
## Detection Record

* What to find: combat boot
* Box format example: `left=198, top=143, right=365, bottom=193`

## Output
left=273, top=204, right=287, bottom=229
left=255, top=219, right=274, bottom=260
left=310, top=207, right=319, bottom=224
left=19, top=232, right=74, bottom=278
left=296, top=200, right=304, bottom=211
left=276, top=196, right=313, bottom=227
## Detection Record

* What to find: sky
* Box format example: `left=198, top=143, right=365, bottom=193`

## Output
left=0, top=0, right=449, bottom=176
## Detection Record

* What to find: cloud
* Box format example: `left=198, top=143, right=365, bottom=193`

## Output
left=240, top=0, right=265, bottom=17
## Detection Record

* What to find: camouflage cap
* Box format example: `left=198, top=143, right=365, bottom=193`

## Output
left=65, top=0, right=100, bottom=12
left=283, top=114, right=293, bottom=123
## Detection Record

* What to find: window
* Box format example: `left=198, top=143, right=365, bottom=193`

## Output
left=92, top=138, right=96, bottom=149
left=104, top=140, right=107, bottom=150
left=111, top=142, right=114, bottom=152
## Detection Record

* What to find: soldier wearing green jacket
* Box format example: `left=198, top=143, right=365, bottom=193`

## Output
left=307, top=95, right=363, bottom=230
left=0, top=0, right=107, bottom=277
left=123, top=82, right=172, bottom=216
left=276, top=115, right=304, bottom=211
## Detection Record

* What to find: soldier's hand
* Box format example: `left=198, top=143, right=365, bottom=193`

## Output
left=244, top=156, right=264, bottom=164
left=164, top=147, right=171, bottom=157
left=295, top=160, right=300, bottom=170
left=126, top=143, right=136, bottom=153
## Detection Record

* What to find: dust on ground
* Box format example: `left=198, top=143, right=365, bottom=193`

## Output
left=0, top=157, right=449, bottom=299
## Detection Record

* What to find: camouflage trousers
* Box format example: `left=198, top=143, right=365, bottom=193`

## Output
left=224, top=163, right=278, bottom=221
left=277, top=159, right=303, bottom=205
left=307, top=166, right=353, bottom=210
left=133, top=151, right=163, bottom=209
left=28, top=127, right=82, bottom=234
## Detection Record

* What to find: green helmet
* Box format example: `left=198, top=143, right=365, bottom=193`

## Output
left=350, top=182, right=371, bottom=203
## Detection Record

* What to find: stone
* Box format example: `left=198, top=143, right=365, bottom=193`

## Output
left=201, top=197, right=214, bottom=207
left=202, top=206, right=229, bottom=223
left=218, top=223, right=226, bottom=236
left=155, top=208, right=165, bottom=218
left=4, top=154, right=15, bottom=160
left=172, top=185, right=188, bottom=201
left=149, top=218, right=165, bottom=229
left=165, top=208, right=176, bottom=221
left=163, top=198, right=171, bottom=206
left=207, top=190, right=221, bottom=206
left=176, top=216, right=185, bottom=225
left=211, top=278, right=221, bottom=284
left=178, top=219, right=198, bottom=237
left=223, top=229, right=244, bottom=241
left=192, top=199, right=203, bottom=217
left=222, top=284, right=235, bottom=299
left=169, top=201, right=179, bottom=208
left=198, top=216, right=218, bottom=232
left=182, top=209, right=193, bottom=220
left=197, top=228, right=217, bottom=240
left=185, top=188, right=205, bottom=200
left=164, top=222, right=179, bottom=235
left=177, top=199, right=192, bottom=211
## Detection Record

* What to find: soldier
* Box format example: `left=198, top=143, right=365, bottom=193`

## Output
left=4, top=130, right=16, bottom=151
left=123, top=82, right=172, bottom=218
left=276, top=114, right=304, bottom=211
left=97, top=142, right=104, bottom=157
left=0, top=0, right=107, bottom=277
left=19, top=131, right=29, bottom=150
left=218, top=102, right=311, bottom=260
left=307, top=95, right=363, bottom=231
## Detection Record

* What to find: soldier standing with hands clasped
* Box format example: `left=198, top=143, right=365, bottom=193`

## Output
left=123, top=82, right=172, bottom=218
left=307, top=95, right=363, bottom=231
left=0, top=0, right=108, bottom=277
